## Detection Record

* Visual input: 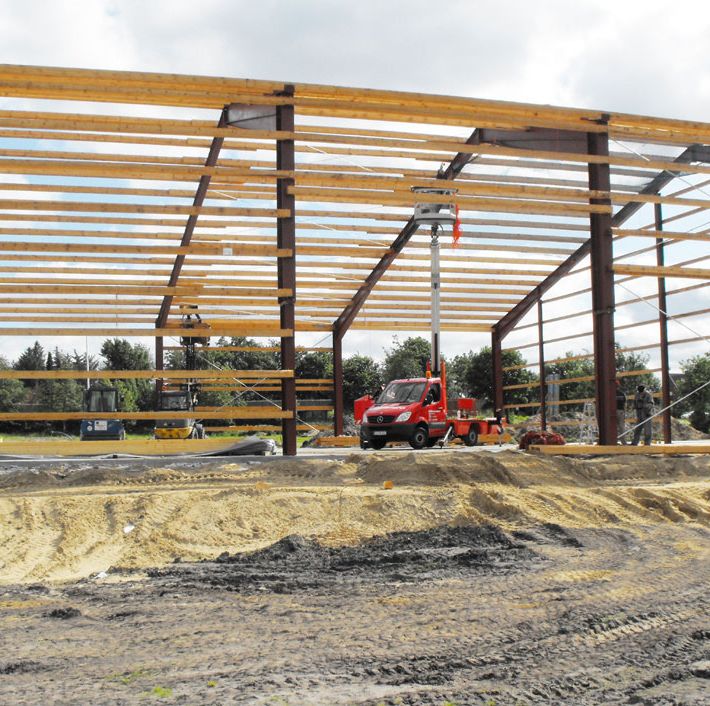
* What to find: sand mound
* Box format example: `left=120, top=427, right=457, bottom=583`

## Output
left=0, top=452, right=708, bottom=584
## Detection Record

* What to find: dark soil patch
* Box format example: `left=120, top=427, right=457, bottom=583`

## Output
left=149, top=524, right=540, bottom=593
left=45, top=607, right=81, bottom=619
left=0, top=660, right=44, bottom=675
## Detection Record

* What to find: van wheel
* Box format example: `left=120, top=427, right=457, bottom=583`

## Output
left=409, top=425, right=429, bottom=450
left=463, top=426, right=479, bottom=447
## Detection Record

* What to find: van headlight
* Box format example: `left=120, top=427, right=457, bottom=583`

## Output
left=395, top=411, right=411, bottom=423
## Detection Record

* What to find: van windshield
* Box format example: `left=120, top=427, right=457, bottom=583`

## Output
left=376, top=381, right=426, bottom=405
left=159, top=394, right=191, bottom=411
left=86, top=390, right=117, bottom=413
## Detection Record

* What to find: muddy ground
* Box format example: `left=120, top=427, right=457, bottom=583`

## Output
left=0, top=450, right=708, bottom=705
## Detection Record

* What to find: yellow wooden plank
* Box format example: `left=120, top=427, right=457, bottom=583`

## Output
left=613, top=264, right=710, bottom=280
left=0, top=408, right=294, bottom=422
left=0, top=325, right=292, bottom=337
left=0, top=369, right=294, bottom=380
left=529, top=444, right=710, bottom=455
left=0, top=436, right=270, bottom=457
left=613, top=228, right=710, bottom=242
left=314, top=436, right=360, bottom=447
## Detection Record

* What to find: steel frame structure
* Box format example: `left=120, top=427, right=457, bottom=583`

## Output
left=0, top=65, right=707, bottom=452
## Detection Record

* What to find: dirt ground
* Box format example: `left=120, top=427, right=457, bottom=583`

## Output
left=0, top=450, right=708, bottom=705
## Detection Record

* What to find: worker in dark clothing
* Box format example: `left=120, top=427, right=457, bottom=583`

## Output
left=494, top=409, right=506, bottom=446
left=632, top=384, right=654, bottom=446
left=615, top=380, right=627, bottom=444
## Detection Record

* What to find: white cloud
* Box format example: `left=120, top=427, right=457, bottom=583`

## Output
left=0, top=0, right=708, bottom=380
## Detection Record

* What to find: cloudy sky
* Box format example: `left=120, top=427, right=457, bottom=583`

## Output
left=1, top=0, right=709, bottom=370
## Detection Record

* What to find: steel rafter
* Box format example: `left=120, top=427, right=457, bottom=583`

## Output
left=155, top=108, right=228, bottom=328
left=332, top=129, right=481, bottom=337
left=494, top=144, right=704, bottom=340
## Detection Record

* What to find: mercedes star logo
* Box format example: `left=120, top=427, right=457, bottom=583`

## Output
left=377, top=415, right=383, bottom=423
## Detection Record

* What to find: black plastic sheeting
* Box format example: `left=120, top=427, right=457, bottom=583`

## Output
left=0, top=436, right=278, bottom=460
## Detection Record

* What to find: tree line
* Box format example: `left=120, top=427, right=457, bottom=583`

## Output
left=0, top=335, right=707, bottom=432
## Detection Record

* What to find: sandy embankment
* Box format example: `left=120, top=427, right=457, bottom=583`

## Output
left=0, top=450, right=708, bottom=584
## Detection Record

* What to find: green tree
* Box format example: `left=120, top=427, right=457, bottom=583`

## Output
left=69, top=350, right=99, bottom=372
left=187, top=337, right=279, bottom=372
left=101, top=339, right=152, bottom=371
left=450, top=346, right=537, bottom=410
left=674, top=353, right=710, bottom=432
left=446, top=351, right=472, bottom=400
left=36, top=348, right=84, bottom=431
left=0, top=355, right=25, bottom=413
left=14, top=341, right=46, bottom=387
left=296, top=351, right=333, bottom=380
left=382, top=336, right=431, bottom=381
left=100, top=339, right=153, bottom=416
left=342, top=354, right=383, bottom=410
left=545, top=353, right=595, bottom=402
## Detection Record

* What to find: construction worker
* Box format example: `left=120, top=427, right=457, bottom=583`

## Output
left=632, top=384, right=654, bottom=446
left=615, top=380, right=627, bottom=444
left=494, top=409, right=506, bottom=446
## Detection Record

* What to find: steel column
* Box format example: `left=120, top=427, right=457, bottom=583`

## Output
left=655, top=202, right=672, bottom=443
left=492, top=330, right=504, bottom=413
left=276, top=86, right=297, bottom=456
left=333, top=330, right=344, bottom=436
left=587, top=129, right=617, bottom=445
left=537, top=298, right=546, bottom=431
left=155, top=335, right=164, bottom=396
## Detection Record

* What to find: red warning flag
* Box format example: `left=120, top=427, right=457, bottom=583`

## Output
left=453, top=205, right=461, bottom=247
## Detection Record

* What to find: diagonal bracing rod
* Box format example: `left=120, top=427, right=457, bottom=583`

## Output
left=155, top=107, right=228, bottom=327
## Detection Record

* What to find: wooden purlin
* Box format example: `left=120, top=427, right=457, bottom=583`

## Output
left=4, top=64, right=710, bottom=145
left=0, top=65, right=707, bottom=345
left=0, top=408, right=294, bottom=422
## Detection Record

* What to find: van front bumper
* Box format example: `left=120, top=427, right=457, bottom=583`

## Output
left=360, top=422, right=416, bottom=443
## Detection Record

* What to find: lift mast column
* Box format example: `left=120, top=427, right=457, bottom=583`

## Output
left=411, top=185, right=457, bottom=376
left=430, top=224, right=441, bottom=376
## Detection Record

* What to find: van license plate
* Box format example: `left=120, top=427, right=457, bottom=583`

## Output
left=373, top=430, right=387, bottom=436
